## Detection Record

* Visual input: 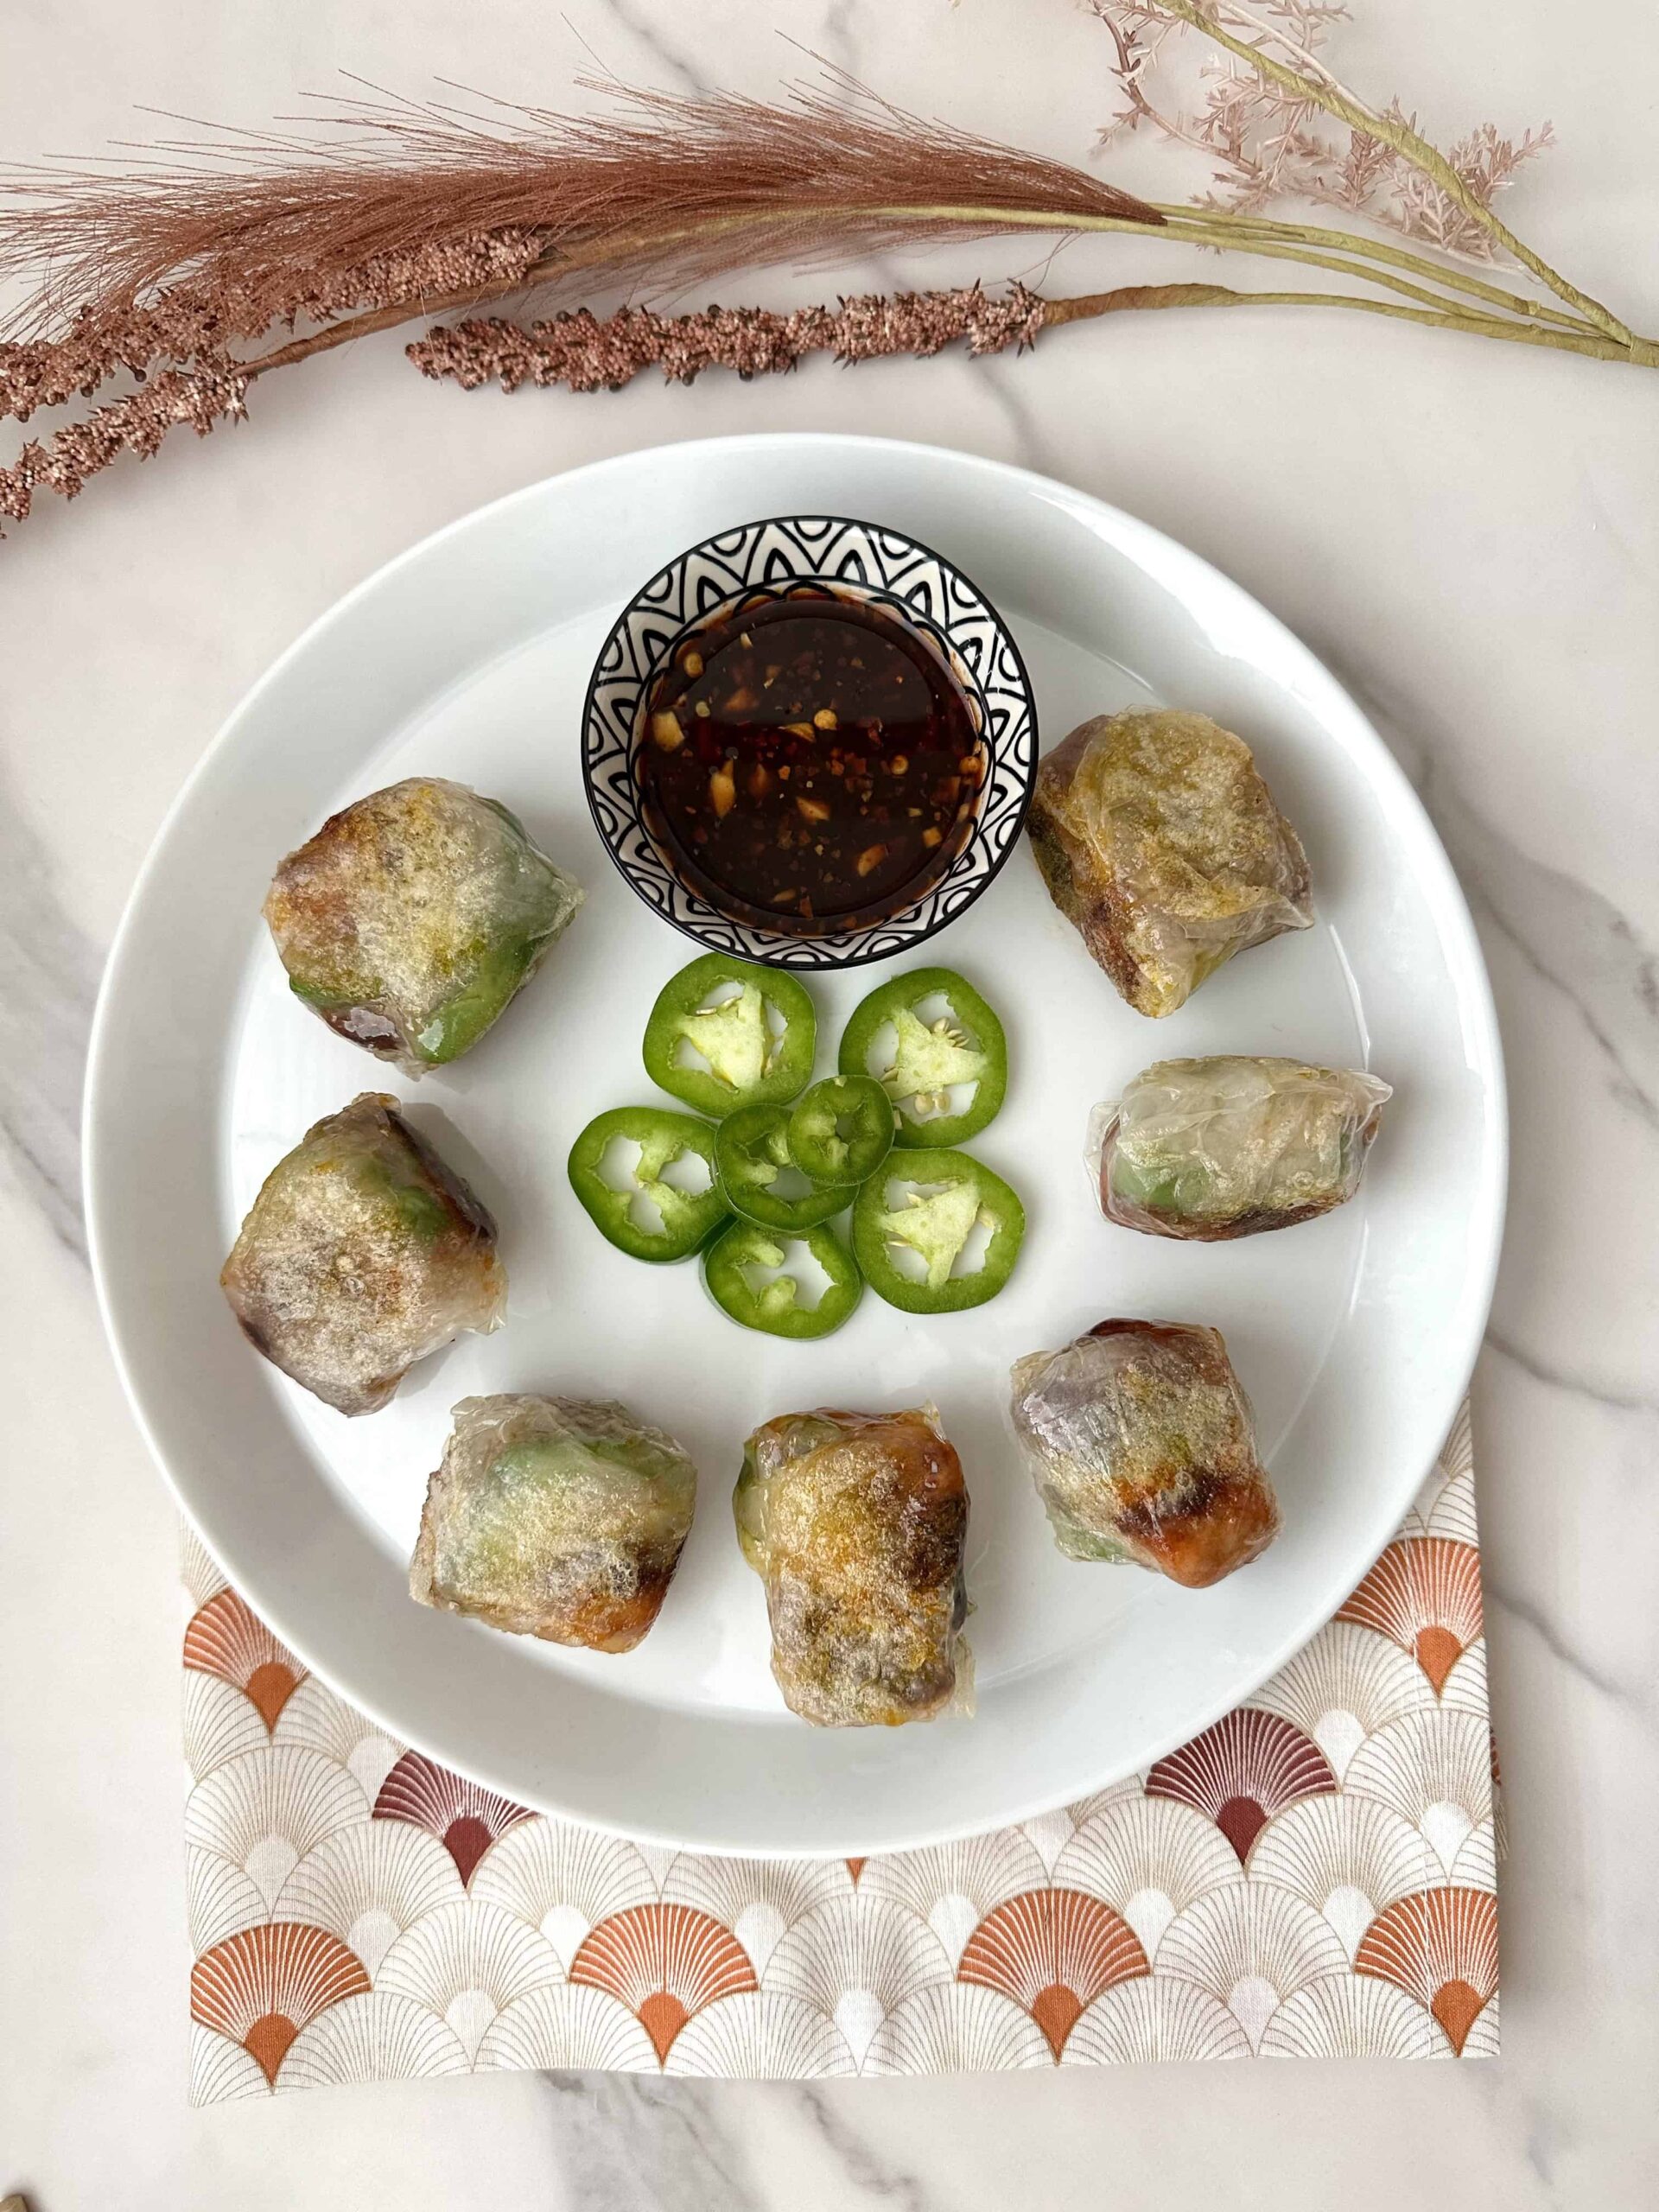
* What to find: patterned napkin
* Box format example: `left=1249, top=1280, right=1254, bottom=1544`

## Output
left=181, top=1405, right=1497, bottom=2099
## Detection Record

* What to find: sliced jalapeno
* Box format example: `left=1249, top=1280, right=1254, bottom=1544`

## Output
left=643, top=954, right=817, bottom=1119
left=702, top=1218, right=863, bottom=1339
left=852, top=1148, right=1025, bottom=1313
left=715, top=1103, right=849, bottom=1231
left=786, top=1074, right=895, bottom=1188
left=568, top=1106, right=728, bottom=1262
left=838, top=966, right=1007, bottom=1149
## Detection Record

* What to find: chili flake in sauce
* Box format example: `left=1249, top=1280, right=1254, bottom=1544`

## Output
left=637, top=588, right=984, bottom=935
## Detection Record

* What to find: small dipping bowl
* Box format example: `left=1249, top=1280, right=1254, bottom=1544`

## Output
left=582, top=514, right=1038, bottom=969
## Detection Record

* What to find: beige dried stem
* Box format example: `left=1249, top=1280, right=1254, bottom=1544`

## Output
left=1102, top=0, right=1635, bottom=339
left=0, top=54, right=1652, bottom=533
left=0, top=80, right=1160, bottom=382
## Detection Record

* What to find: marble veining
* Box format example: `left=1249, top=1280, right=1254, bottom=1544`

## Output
left=0, top=764, right=100, bottom=1259
left=585, top=0, right=710, bottom=92
left=793, top=2082, right=941, bottom=2212
left=537, top=2074, right=772, bottom=2210
left=1481, top=1570, right=1654, bottom=1719
left=1484, top=1330, right=1659, bottom=1420
left=1418, top=760, right=1659, bottom=1136
left=3, top=0, right=1657, bottom=2205
left=1332, top=661, right=1659, bottom=1137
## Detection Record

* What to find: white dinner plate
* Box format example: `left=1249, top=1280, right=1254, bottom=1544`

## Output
left=85, top=434, right=1505, bottom=1857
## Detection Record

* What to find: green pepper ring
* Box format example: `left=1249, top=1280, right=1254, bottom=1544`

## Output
left=786, top=1073, right=895, bottom=1189
left=643, top=953, right=817, bottom=1119
left=838, top=965, right=1007, bottom=1150
left=852, top=1148, right=1026, bottom=1313
left=567, top=1105, right=729, bottom=1263
left=702, top=1217, right=864, bottom=1339
left=715, top=1103, right=849, bottom=1231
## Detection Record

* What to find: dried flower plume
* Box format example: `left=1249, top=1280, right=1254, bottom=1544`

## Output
left=1096, top=0, right=1554, bottom=258
left=0, top=16, right=1653, bottom=537
left=0, top=78, right=1156, bottom=357
left=410, top=284, right=1049, bottom=395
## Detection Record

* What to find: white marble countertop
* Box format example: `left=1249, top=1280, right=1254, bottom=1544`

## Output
left=3, top=1, right=1656, bottom=2205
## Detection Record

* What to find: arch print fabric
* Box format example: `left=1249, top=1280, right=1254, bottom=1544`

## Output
left=181, top=1405, right=1497, bottom=2099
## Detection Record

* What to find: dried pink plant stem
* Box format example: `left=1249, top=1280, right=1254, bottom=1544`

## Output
left=1145, top=207, right=1595, bottom=333
left=0, top=362, right=246, bottom=523
left=407, top=280, right=1644, bottom=413
left=408, top=287, right=1046, bottom=392
left=1043, top=283, right=1643, bottom=361
left=1094, top=2, right=1558, bottom=271
left=239, top=194, right=1633, bottom=399
left=1125, top=0, right=1634, bottom=344
left=3, top=41, right=1656, bottom=536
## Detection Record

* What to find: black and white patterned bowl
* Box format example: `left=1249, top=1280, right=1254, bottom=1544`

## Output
left=581, top=513, right=1039, bottom=969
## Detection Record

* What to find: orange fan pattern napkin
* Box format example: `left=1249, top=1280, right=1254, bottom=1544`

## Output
left=181, top=1405, right=1497, bottom=2097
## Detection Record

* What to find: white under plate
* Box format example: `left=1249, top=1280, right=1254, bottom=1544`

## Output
left=85, top=434, right=1505, bottom=1857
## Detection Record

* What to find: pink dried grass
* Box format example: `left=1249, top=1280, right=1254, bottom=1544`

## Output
left=0, top=29, right=1650, bottom=538
left=409, top=284, right=1048, bottom=395
left=1095, top=1, right=1554, bottom=260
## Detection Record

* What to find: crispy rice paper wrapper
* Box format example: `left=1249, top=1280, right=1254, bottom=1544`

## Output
left=264, top=777, right=582, bottom=1077
left=1009, top=1320, right=1280, bottom=1588
left=1027, top=709, right=1313, bottom=1017
left=219, top=1092, right=505, bottom=1416
left=410, top=1395, right=697, bottom=1653
left=1088, top=1055, right=1392, bottom=1241
left=734, top=1404, right=973, bottom=1727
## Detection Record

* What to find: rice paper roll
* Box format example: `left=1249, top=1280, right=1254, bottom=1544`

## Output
left=1009, top=1320, right=1279, bottom=1588
left=410, top=1395, right=697, bottom=1652
left=220, top=1091, right=505, bottom=1415
left=1027, top=709, right=1313, bottom=1016
left=264, top=776, right=582, bottom=1075
left=1090, top=1055, right=1391, bottom=1240
left=734, top=1406, right=972, bottom=1726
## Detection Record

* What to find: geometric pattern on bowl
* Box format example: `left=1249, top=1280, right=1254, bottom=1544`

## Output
left=582, top=514, right=1039, bottom=969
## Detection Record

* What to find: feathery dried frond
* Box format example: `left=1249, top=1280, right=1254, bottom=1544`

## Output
left=0, top=35, right=1649, bottom=541
left=1093, top=2, right=1553, bottom=262
left=0, top=79, right=1158, bottom=351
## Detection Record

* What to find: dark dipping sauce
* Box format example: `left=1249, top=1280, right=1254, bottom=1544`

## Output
left=637, top=587, right=983, bottom=935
